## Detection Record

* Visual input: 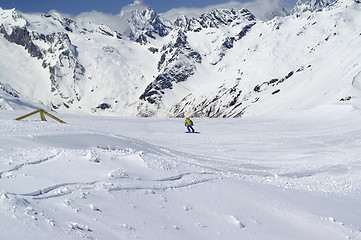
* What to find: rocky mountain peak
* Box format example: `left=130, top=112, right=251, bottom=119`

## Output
left=175, top=8, right=256, bottom=32
left=0, top=8, right=27, bottom=31
left=291, top=0, right=331, bottom=14
left=119, top=0, right=148, bottom=16
left=119, top=1, right=172, bottom=41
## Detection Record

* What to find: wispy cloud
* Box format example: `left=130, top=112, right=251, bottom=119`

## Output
left=243, top=0, right=284, bottom=19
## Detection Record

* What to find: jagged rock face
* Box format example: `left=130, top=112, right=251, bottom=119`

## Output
left=43, top=14, right=77, bottom=33
left=45, top=32, right=85, bottom=108
left=291, top=0, right=331, bottom=14
left=166, top=0, right=361, bottom=118
left=0, top=27, right=85, bottom=108
left=169, top=66, right=311, bottom=118
left=0, top=26, right=43, bottom=58
left=174, top=8, right=256, bottom=32
left=121, top=5, right=172, bottom=41
left=137, top=8, right=257, bottom=117
left=0, top=82, right=20, bottom=98
left=0, top=10, right=40, bottom=57
left=0, top=14, right=85, bottom=109
left=138, top=31, right=202, bottom=116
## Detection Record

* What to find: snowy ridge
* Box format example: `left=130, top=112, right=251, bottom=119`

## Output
left=0, top=0, right=361, bottom=117
left=0, top=8, right=27, bottom=32
left=175, top=8, right=256, bottom=32
left=291, top=0, right=332, bottom=14
left=118, top=1, right=172, bottom=43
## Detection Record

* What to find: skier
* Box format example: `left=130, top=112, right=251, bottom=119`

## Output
left=185, top=117, right=195, bottom=133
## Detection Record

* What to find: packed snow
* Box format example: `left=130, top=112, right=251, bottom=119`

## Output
left=1, top=99, right=361, bottom=239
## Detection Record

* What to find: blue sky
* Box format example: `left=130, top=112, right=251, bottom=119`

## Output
left=0, top=0, right=298, bottom=15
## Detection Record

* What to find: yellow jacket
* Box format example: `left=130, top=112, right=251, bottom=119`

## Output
left=185, top=118, right=193, bottom=126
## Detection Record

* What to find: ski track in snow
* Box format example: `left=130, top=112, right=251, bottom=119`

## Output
left=108, top=133, right=277, bottom=179
left=0, top=135, right=218, bottom=201
left=0, top=151, right=62, bottom=179
left=6, top=171, right=217, bottom=200
left=11, top=181, right=98, bottom=199
left=1, top=122, right=360, bottom=199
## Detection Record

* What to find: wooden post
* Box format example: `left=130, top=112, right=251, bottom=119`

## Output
left=39, top=110, right=46, bottom=121
left=42, top=110, right=67, bottom=124
left=14, top=109, right=41, bottom=121
left=15, top=109, right=66, bottom=124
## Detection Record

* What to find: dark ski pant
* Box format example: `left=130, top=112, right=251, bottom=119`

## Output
left=187, top=125, right=195, bottom=132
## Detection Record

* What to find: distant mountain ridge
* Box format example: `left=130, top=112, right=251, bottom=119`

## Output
left=1, top=0, right=361, bottom=117
left=291, top=0, right=332, bottom=14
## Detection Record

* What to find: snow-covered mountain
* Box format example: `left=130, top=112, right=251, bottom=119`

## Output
left=291, top=0, right=332, bottom=15
left=1, top=0, right=361, bottom=117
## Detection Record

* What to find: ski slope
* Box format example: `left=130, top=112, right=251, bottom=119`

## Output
left=1, top=100, right=361, bottom=239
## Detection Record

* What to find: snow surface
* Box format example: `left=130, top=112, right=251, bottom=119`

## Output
left=1, top=99, right=361, bottom=239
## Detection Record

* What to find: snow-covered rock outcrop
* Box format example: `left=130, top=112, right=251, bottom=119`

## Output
left=291, top=0, right=332, bottom=15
